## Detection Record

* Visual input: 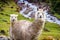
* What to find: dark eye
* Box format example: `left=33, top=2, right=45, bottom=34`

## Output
left=38, top=13, right=39, bottom=14
left=15, top=17, right=16, bottom=18
left=12, top=17, right=13, bottom=18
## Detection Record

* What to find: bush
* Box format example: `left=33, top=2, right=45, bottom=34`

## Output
left=0, top=13, right=4, bottom=15
left=0, top=30, right=5, bottom=35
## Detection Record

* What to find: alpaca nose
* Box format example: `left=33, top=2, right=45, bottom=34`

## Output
left=40, top=16, right=42, bottom=18
left=12, top=19, right=15, bottom=21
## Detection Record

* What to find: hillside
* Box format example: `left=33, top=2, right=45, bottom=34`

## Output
left=0, top=1, right=17, bottom=36
left=38, top=22, right=60, bottom=40
left=0, top=1, right=60, bottom=40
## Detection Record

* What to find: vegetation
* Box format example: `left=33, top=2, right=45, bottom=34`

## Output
left=38, top=22, right=60, bottom=40
left=0, top=0, right=18, bottom=36
left=0, top=0, right=60, bottom=40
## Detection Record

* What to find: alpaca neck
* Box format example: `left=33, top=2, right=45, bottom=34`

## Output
left=31, top=19, right=44, bottom=33
left=31, top=19, right=45, bottom=40
left=34, top=19, right=44, bottom=28
left=11, top=20, right=17, bottom=27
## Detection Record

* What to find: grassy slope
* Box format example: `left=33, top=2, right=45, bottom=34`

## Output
left=0, top=1, right=18, bottom=36
left=0, top=1, right=60, bottom=40
left=54, top=13, right=60, bottom=19
left=38, top=22, right=60, bottom=40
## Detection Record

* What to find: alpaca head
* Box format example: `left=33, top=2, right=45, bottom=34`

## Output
left=10, top=14, right=18, bottom=22
left=35, top=9, right=46, bottom=21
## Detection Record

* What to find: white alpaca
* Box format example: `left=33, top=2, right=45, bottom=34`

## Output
left=10, top=9, right=46, bottom=40
left=10, top=14, right=18, bottom=40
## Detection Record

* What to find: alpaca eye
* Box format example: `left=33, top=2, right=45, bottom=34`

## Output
left=12, top=17, right=13, bottom=18
left=38, top=13, right=39, bottom=14
left=15, top=17, right=16, bottom=18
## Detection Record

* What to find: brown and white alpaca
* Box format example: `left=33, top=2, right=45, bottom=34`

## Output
left=10, top=9, right=46, bottom=40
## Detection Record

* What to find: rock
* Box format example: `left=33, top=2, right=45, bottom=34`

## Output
left=29, top=11, right=35, bottom=18
left=0, top=35, right=10, bottom=40
left=23, top=7, right=33, bottom=14
left=28, top=0, right=38, bottom=3
left=58, top=18, right=60, bottom=20
left=50, top=18, right=53, bottom=20
left=14, top=0, right=18, bottom=3
left=11, top=6, right=13, bottom=9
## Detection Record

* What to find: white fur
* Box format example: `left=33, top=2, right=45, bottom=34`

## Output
left=35, top=9, right=46, bottom=39
left=35, top=9, right=46, bottom=21
left=10, top=14, right=18, bottom=22
left=10, top=14, right=18, bottom=40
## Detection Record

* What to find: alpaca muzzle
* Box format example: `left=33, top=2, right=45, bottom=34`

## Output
left=12, top=19, right=15, bottom=22
left=40, top=16, right=42, bottom=18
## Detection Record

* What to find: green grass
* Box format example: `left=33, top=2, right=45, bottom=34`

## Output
left=38, top=22, right=60, bottom=40
left=54, top=13, right=60, bottom=19
left=0, top=1, right=18, bottom=36
left=0, top=1, right=60, bottom=40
